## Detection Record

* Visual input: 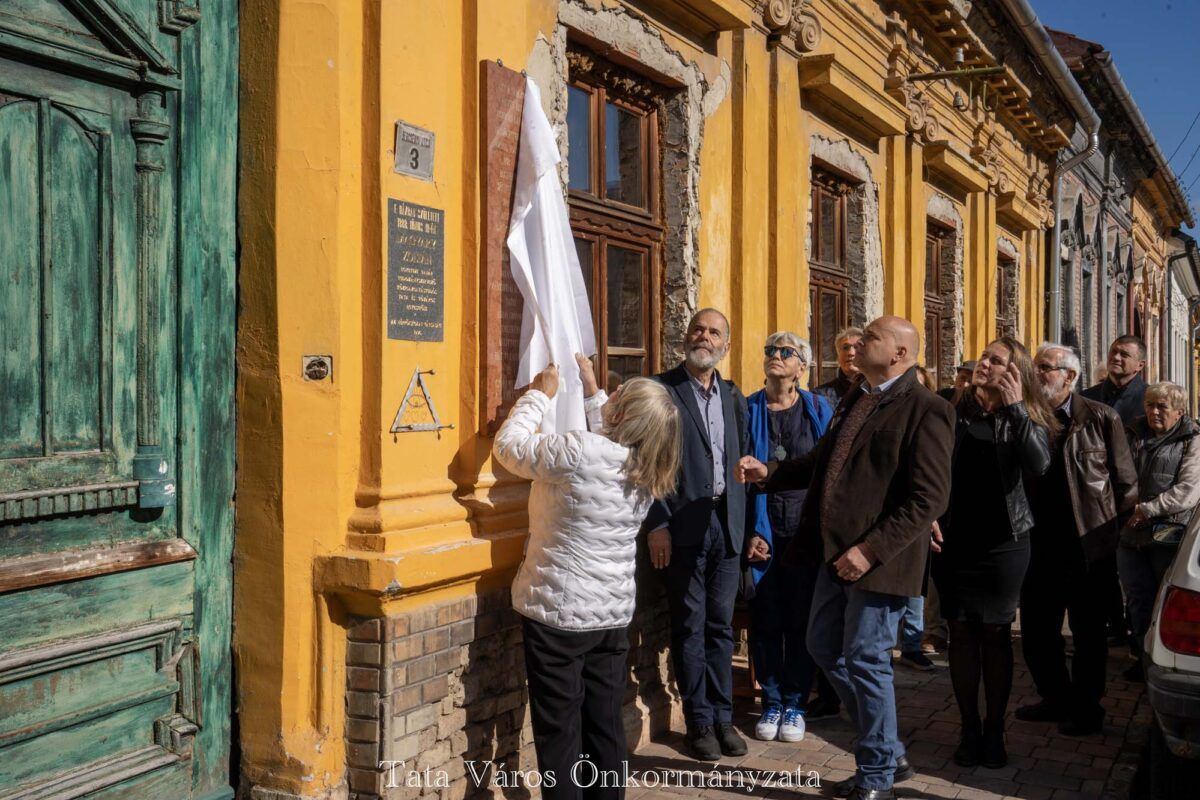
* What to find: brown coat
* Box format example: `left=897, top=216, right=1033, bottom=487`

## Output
left=770, top=367, right=955, bottom=597
left=1054, top=393, right=1138, bottom=560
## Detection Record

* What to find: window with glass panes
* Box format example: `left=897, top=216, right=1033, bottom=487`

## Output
left=925, top=222, right=951, bottom=387
left=996, top=252, right=1017, bottom=339
left=809, top=169, right=851, bottom=386
left=566, top=49, right=663, bottom=392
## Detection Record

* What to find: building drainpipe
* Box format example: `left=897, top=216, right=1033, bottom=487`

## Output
left=1098, top=151, right=1112, bottom=359
left=1189, top=296, right=1200, bottom=413
left=996, top=0, right=1101, bottom=342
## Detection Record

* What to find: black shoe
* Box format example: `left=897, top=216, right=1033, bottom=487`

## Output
left=1058, top=717, right=1104, bottom=737
left=894, top=754, right=915, bottom=783
left=1014, top=700, right=1069, bottom=723
left=953, top=723, right=982, bottom=767
left=898, top=651, right=937, bottom=671
left=847, top=788, right=894, bottom=800
left=833, top=759, right=909, bottom=800
left=805, top=694, right=841, bottom=721
left=832, top=775, right=857, bottom=798
left=714, top=722, right=748, bottom=756
left=686, top=725, right=721, bottom=761
left=981, top=721, right=1007, bottom=769
left=1123, top=660, right=1145, bottom=683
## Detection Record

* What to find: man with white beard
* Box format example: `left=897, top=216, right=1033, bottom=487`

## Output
left=1016, top=343, right=1137, bottom=736
left=645, top=308, right=750, bottom=761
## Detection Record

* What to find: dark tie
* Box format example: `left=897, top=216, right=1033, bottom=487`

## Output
left=821, top=391, right=884, bottom=533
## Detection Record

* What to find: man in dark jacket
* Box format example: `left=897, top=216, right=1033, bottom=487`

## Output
left=813, top=327, right=862, bottom=408
left=1081, top=334, right=1147, bottom=645
left=645, top=308, right=750, bottom=761
left=1017, top=344, right=1137, bottom=736
left=1081, top=335, right=1147, bottom=425
left=739, top=316, right=955, bottom=800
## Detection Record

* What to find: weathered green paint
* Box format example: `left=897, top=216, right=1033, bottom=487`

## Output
left=0, top=562, right=193, bottom=651
left=0, top=0, right=237, bottom=797
left=0, top=100, right=41, bottom=460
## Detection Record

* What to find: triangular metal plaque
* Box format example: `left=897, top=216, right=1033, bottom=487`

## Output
left=390, top=367, right=454, bottom=434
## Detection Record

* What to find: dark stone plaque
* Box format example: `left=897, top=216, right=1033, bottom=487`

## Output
left=387, top=199, right=445, bottom=341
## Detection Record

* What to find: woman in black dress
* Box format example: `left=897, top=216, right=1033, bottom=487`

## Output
left=933, top=336, right=1056, bottom=769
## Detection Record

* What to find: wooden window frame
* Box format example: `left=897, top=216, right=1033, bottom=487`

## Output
left=809, top=169, right=854, bottom=387
left=925, top=221, right=952, bottom=387
left=566, top=50, right=665, bottom=389
left=996, top=252, right=1017, bottom=339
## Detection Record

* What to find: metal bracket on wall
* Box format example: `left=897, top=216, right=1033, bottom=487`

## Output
left=390, top=367, right=455, bottom=435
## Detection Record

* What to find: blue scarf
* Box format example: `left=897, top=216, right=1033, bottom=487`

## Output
left=747, top=387, right=832, bottom=586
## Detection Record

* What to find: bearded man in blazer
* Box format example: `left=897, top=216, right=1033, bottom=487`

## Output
left=739, top=316, right=955, bottom=800
left=644, top=308, right=750, bottom=762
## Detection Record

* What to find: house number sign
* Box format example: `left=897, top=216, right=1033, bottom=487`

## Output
left=394, top=121, right=435, bottom=181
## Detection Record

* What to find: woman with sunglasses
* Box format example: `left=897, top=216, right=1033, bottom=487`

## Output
left=745, top=332, right=833, bottom=742
left=933, top=337, right=1057, bottom=769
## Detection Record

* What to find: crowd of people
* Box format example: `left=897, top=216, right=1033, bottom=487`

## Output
left=492, top=308, right=1198, bottom=800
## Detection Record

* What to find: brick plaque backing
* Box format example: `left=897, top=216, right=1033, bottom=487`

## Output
left=480, top=60, right=527, bottom=434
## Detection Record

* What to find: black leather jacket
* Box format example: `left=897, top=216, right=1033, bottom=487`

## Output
left=952, top=393, right=1053, bottom=536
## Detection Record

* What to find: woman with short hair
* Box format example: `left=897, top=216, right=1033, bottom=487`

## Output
left=744, top=332, right=832, bottom=743
left=1118, top=381, right=1200, bottom=677
left=493, top=355, right=682, bottom=800
left=933, top=336, right=1056, bottom=769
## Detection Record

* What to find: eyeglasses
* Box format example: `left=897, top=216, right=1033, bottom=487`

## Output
left=764, top=345, right=803, bottom=361
left=1035, top=364, right=1068, bottom=373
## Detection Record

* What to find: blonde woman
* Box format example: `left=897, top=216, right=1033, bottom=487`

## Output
left=493, top=354, right=681, bottom=800
left=1119, top=381, right=1200, bottom=679
left=744, top=332, right=832, bottom=742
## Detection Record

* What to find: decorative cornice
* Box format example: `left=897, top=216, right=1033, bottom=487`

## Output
left=888, top=81, right=940, bottom=144
left=566, top=46, right=661, bottom=107
left=761, top=0, right=822, bottom=53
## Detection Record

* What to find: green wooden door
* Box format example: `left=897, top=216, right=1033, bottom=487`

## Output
left=0, top=2, right=236, bottom=798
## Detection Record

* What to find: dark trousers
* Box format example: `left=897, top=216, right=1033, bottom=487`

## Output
left=1117, top=543, right=1178, bottom=649
left=664, top=509, right=740, bottom=728
left=1019, top=537, right=1111, bottom=724
left=522, top=617, right=628, bottom=800
left=749, top=551, right=820, bottom=710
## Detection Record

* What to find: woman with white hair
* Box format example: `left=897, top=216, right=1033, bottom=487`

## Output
left=744, top=332, right=833, bottom=742
left=1119, top=381, right=1200, bottom=676
left=493, top=354, right=682, bottom=799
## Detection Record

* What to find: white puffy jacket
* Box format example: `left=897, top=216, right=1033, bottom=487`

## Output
left=493, top=389, right=653, bottom=631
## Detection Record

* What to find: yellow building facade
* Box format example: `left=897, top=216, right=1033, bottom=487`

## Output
left=235, top=2, right=1084, bottom=798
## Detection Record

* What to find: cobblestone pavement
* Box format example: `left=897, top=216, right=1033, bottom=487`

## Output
left=628, top=633, right=1149, bottom=799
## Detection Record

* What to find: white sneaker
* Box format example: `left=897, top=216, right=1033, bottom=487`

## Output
left=755, top=707, right=782, bottom=740
left=779, top=707, right=806, bottom=742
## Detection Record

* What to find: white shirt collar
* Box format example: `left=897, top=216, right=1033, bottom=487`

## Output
left=862, top=371, right=905, bottom=395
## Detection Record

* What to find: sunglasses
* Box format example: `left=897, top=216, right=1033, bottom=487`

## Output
left=763, top=345, right=802, bottom=361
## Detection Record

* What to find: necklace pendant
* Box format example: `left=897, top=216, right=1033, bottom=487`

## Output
left=774, top=445, right=787, bottom=460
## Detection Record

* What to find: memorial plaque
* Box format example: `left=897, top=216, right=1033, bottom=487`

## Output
left=480, top=60, right=527, bottom=432
left=387, top=199, right=445, bottom=341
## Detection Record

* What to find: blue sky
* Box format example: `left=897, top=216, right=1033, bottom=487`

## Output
left=1035, top=0, right=1200, bottom=231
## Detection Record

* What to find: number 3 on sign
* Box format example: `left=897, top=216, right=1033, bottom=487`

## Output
left=394, top=120, right=435, bottom=182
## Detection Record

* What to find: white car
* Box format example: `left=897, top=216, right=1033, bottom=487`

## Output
left=1145, top=511, right=1200, bottom=795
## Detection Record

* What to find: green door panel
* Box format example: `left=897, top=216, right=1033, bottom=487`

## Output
left=0, top=1, right=236, bottom=798
left=0, top=99, right=42, bottom=460
left=47, top=104, right=105, bottom=454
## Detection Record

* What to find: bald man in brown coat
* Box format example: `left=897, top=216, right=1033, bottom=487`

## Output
left=739, top=316, right=955, bottom=800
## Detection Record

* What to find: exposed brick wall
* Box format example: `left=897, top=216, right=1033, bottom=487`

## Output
left=344, top=561, right=678, bottom=800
